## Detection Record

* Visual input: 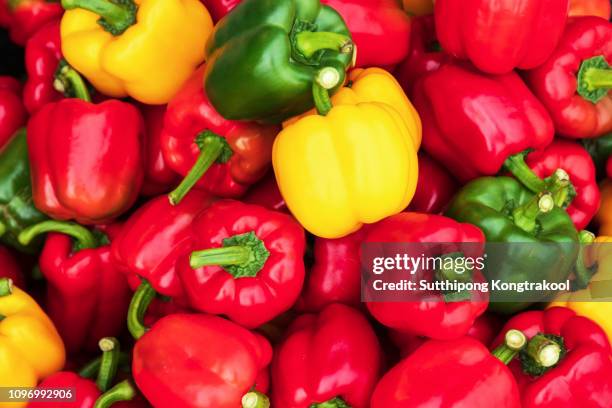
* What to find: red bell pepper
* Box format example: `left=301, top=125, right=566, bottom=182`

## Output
left=364, top=212, right=489, bottom=339
left=413, top=62, right=554, bottom=182
left=5, top=0, right=63, bottom=46
left=0, top=245, right=24, bottom=288
left=32, top=371, right=101, bottom=408
left=18, top=221, right=131, bottom=354
left=371, top=331, right=527, bottom=408
left=395, top=15, right=450, bottom=96
left=525, top=17, right=612, bottom=139
left=23, top=19, right=62, bottom=114
left=0, top=76, right=26, bottom=149
left=27, top=65, right=144, bottom=224
left=569, top=0, right=611, bottom=19
left=161, top=65, right=278, bottom=204
left=139, top=104, right=179, bottom=196
left=320, top=0, right=412, bottom=68
left=178, top=200, right=306, bottom=328
left=407, top=152, right=458, bottom=214
left=297, top=228, right=367, bottom=312
left=112, top=190, right=215, bottom=300
left=492, top=307, right=612, bottom=408
left=199, top=0, right=240, bottom=22
left=243, top=171, right=287, bottom=213
left=132, top=312, right=272, bottom=408
left=0, top=0, right=10, bottom=28
left=272, top=304, right=382, bottom=408
left=435, top=0, right=569, bottom=74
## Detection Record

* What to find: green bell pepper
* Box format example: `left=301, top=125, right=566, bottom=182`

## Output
left=0, top=129, right=48, bottom=253
left=445, top=176, right=580, bottom=314
left=204, top=0, right=355, bottom=123
left=582, top=133, right=612, bottom=180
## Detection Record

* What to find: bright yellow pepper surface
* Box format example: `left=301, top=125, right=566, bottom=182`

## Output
left=0, top=279, right=65, bottom=408
left=596, top=180, right=612, bottom=236
left=549, top=236, right=612, bottom=343
left=60, top=0, right=213, bottom=104
left=273, top=71, right=421, bottom=239
left=403, top=0, right=434, bottom=16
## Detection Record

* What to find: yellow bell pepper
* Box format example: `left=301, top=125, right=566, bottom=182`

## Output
left=549, top=236, right=612, bottom=343
left=273, top=72, right=420, bottom=239
left=60, top=0, right=212, bottom=104
left=403, top=0, right=434, bottom=16
left=596, top=180, right=612, bottom=236
left=0, top=278, right=65, bottom=407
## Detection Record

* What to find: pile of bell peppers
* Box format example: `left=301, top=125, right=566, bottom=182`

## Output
left=0, top=0, right=611, bottom=407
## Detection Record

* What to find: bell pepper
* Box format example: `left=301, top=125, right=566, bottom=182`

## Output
left=413, top=62, right=554, bottom=182
left=597, top=180, right=612, bottom=235
left=273, top=69, right=420, bottom=239
left=608, top=155, right=612, bottom=178
left=18, top=221, right=131, bottom=355
left=0, top=77, right=26, bottom=149
left=139, top=104, right=179, bottom=197
left=0, top=246, right=23, bottom=288
left=59, top=0, right=212, bottom=105
left=435, top=0, right=569, bottom=74
left=569, top=0, right=611, bottom=20
left=132, top=312, right=272, bottom=408
left=395, top=15, right=450, bottom=96
left=200, top=0, right=240, bottom=22
left=5, top=0, right=63, bottom=46
left=243, top=171, right=287, bottom=213
left=364, top=212, right=489, bottom=339
left=0, top=0, right=10, bottom=28
left=178, top=200, right=306, bottom=328
left=492, top=307, right=612, bottom=408
left=297, top=228, right=367, bottom=312
left=402, top=0, right=433, bottom=16
left=272, top=304, right=382, bottom=408
left=526, top=17, right=612, bottom=139
left=320, top=0, right=412, bottom=68
left=27, top=65, right=144, bottom=224
left=0, top=129, right=48, bottom=254
left=203, top=0, right=355, bottom=123
left=407, top=152, right=458, bottom=214
left=23, top=19, right=63, bottom=114
left=445, top=176, right=580, bottom=314
left=161, top=65, right=278, bottom=203
left=371, top=330, right=527, bottom=408
left=0, top=277, right=65, bottom=405
left=582, top=133, right=612, bottom=179
left=112, top=191, right=215, bottom=300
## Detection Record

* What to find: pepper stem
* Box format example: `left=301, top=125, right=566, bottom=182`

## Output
left=577, top=56, right=612, bottom=103
left=572, top=230, right=597, bottom=290
left=53, top=60, right=91, bottom=102
left=520, top=334, right=565, bottom=376
left=512, top=192, right=554, bottom=233
left=93, top=380, right=136, bottom=408
left=18, top=220, right=98, bottom=251
left=0, top=222, right=6, bottom=238
left=294, top=31, right=353, bottom=59
left=311, top=397, right=352, bottom=408
left=168, top=131, right=232, bottom=206
left=61, top=0, right=137, bottom=36
left=435, top=252, right=474, bottom=302
left=127, top=281, right=157, bottom=340
left=546, top=169, right=573, bottom=208
left=79, top=352, right=130, bottom=379
left=241, top=391, right=270, bottom=408
left=0, top=278, right=13, bottom=297
left=190, top=231, right=270, bottom=279
left=503, top=151, right=546, bottom=193
left=96, top=337, right=120, bottom=393
left=491, top=329, right=527, bottom=365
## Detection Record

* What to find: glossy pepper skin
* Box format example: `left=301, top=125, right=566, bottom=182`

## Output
left=28, top=98, right=144, bottom=224
left=597, top=180, right=612, bottom=235
left=435, top=0, right=569, bottom=74
left=525, top=17, right=612, bottom=139
left=133, top=313, right=272, bottom=408
left=5, top=0, right=63, bottom=46
left=161, top=65, right=278, bottom=201
left=0, top=278, right=65, bottom=404
left=320, top=0, right=412, bottom=68
left=413, top=62, right=554, bottom=182
left=200, top=0, right=240, bottom=21
left=407, top=153, right=458, bottom=214
left=204, top=0, right=355, bottom=123
left=272, top=304, right=382, bottom=408
left=179, top=200, right=306, bottom=328
left=60, top=0, right=212, bottom=105
left=18, top=222, right=131, bottom=354
left=31, top=372, right=100, bottom=408
left=0, top=130, right=48, bottom=253
left=569, top=0, right=611, bottom=21
left=0, top=77, right=26, bottom=149
left=23, top=20, right=63, bottom=114
left=112, top=191, right=215, bottom=300
left=493, top=307, right=612, bottom=408
left=365, top=212, right=489, bottom=339
left=0, top=246, right=24, bottom=288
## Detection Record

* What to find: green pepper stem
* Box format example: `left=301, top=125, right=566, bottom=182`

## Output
left=168, top=131, right=232, bottom=206
left=311, top=397, right=351, bottom=408
left=127, top=281, right=157, bottom=340
left=294, top=31, right=353, bottom=59
left=525, top=334, right=562, bottom=368
left=190, top=246, right=251, bottom=267
left=512, top=192, right=554, bottom=233
left=503, top=152, right=546, bottom=193
left=18, top=220, right=98, bottom=250
left=0, top=278, right=13, bottom=297
left=53, top=60, right=91, bottom=102
left=492, top=329, right=527, bottom=365
left=61, top=0, right=137, bottom=36
left=546, top=170, right=573, bottom=208
left=96, top=337, right=120, bottom=393
left=577, top=56, right=612, bottom=103
left=93, top=380, right=136, bottom=408
left=241, top=391, right=270, bottom=408
left=0, top=222, right=5, bottom=238
left=79, top=352, right=130, bottom=379
left=573, top=230, right=597, bottom=290
left=313, top=81, right=333, bottom=116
